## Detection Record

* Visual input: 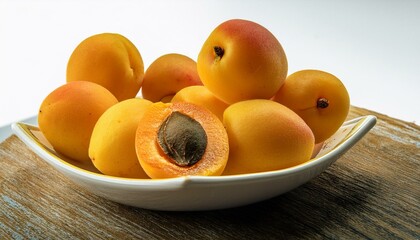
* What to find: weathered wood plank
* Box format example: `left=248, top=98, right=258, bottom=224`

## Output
left=1, top=106, right=419, bottom=239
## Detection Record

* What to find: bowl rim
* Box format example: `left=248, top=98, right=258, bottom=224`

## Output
left=11, top=115, right=377, bottom=188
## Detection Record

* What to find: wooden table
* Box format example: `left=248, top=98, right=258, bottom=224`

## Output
left=1, top=106, right=418, bottom=239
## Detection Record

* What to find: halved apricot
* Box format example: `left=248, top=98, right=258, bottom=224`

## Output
left=135, top=102, right=229, bottom=178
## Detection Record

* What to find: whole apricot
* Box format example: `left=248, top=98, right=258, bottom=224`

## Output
left=38, top=81, right=118, bottom=162
left=197, top=19, right=288, bottom=104
left=272, top=70, right=350, bottom=143
left=89, top=98, right=152, bottom=178
left=311, top=142, right=324, bottom=159
left=135, top=102, right=229, bottom=179
left=171, top=85, right=229, bottom=121
left=67, top=33, right=144, bottom=101
left=141, top=53, right=202, bottom=102
left=222, top=99, right=314, bottom=175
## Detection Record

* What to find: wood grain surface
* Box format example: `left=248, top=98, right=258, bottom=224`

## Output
left=0, top=106, right=419, bottom=239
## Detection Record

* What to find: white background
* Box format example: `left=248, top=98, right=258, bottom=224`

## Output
left=1, top=0, right=419, bottom=127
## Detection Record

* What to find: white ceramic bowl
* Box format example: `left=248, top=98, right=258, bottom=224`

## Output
left=12, top=115, right=376, bottom=211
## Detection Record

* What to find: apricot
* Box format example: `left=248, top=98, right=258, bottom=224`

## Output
left=89, top=98, right=152, bottom=178
left=67, top=33, right=144, bottom=101
left=311, top=141, right=324, bottom=159
left=38, top=81, right=118, bottom=162
left=171, top=85, right=229, bottom=121
left=272, top=70, right=350, bottom=143
left=197, top=19, right=288, bottom=104
left=135, top=102, right=229, bottom=179
left=141, top=53, right=202, bottom=102
left=222, top=99, right=314, bottom=175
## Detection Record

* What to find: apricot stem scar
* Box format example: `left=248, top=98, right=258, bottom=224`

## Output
left=157, top=111, right=207, bottom=167
left=317, top=98, right=329, bottom=109
left=214, top=46, right=224, bottom=60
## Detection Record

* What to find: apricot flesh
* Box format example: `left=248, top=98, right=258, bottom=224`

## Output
left=272, top=70, right=350, bottom=143
left=171, top=85, right=229, bottom=121
left=38, top=81, right=118, bottom=162
left=197, top=19, right=288, bottom=104
left=222, top=99, right=315, bottom=175
left=141, top=53, right=202, bottom=102
left=67, top=33, right=144, bottom=101
left=89, top=98, right=152, bottom=178
left=135, top=102, right=229, bottom=179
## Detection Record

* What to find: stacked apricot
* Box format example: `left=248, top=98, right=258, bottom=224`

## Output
left=37, top=19, right=350, bottom=179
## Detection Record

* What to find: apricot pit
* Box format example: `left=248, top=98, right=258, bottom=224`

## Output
left=157, top=111, right=207, bottom=167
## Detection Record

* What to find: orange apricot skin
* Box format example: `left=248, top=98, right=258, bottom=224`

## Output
left=135, top=102, right=229, bottom=179
left=89, top=98, right=152, bottom=178
left=197, top=19, right=288, bottom=104
left=67, top=33, right=144, bottom=101
left=171, top=85, right=229, bottom=121
left=311, top=141, right=324, bottom=159
left=141, top=53, right=202, bottom=102
left=272, top=70, right=350, bottom=143
left=38, top=81, right=118, bottom=162
left=222, top=99, right=315, bottom=175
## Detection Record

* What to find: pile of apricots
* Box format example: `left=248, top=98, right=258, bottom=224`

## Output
left=38, top=19, right=350, bottom=179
